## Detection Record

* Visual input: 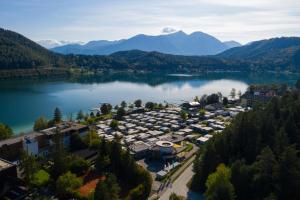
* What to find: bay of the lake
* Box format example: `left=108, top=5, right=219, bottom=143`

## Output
left=1, top=72, right=299, bottom=134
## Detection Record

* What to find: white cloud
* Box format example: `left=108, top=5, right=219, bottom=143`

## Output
left=161, top=27, right=177, bottom=34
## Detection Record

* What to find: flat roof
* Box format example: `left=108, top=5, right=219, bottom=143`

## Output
left=148, top=130, right=164, bottom=136
left=0, top=158, right=14, bottom=171
left=0, top=131, right=42, bottom=147
left=197, top=137, right=209, bottom=143
left=130, top=141, right=150, bottom=153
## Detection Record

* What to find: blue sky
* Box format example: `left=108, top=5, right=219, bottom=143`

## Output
left=0, top=0, right=299, bottom=44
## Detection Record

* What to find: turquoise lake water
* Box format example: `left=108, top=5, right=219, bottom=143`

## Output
left=0, top=72, right=299, bottom=134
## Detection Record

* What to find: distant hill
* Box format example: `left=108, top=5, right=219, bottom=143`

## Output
left=223, top=40, right=241, bottom=48
left=52, top=40, right=123, bottom=54
left=52, top=31, right=238, bottom=56
left=218, top=37, right=300, bottom=71
left=0, top=28, right=63, bottom=69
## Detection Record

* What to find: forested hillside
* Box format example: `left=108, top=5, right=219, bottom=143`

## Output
left=218, top=37, right=300, bottom=72
left=0, top=28, right=64, bottom=69
left=191, top=90, right=300, bottom=200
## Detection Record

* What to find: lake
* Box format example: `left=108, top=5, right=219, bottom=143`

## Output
left=0, top=72, right=299, bottom=134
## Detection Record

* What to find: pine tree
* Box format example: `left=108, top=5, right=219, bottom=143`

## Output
left=230, top=88, right=236, bottom=99
left=94, top=173, right=120, bottom=200
left=33, top=116, right=48, bottom=131
left=76, top=110, right=84, bottom=121
left=121, top=101, right=127, bottom=108
left=54, top=107, right=62, bottom=123
left=134, top=99, right=142, bottom=107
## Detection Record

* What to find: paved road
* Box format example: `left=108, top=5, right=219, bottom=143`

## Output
left=158, top=163, right=203, bottom=200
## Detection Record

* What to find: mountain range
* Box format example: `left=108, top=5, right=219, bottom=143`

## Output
left=0, top=28, right=300, bottom=79
left=37, top=40, right=85, bottom=49
left=50, top=31, right=241, bottom=56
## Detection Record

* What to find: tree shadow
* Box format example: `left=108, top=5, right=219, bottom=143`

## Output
left=186, top=190, right=204, bottom=200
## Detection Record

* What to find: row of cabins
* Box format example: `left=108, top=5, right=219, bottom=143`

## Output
left=95, top=108, right=189, bottom=160
left=181, top=100, right=247, bottom=145
left=96, top=108, right=186, bottom=144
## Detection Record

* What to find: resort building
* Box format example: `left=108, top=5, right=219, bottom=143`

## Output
left=0, top=123, right=88, bottom=162
left=0, top=158, right=17, bottom=197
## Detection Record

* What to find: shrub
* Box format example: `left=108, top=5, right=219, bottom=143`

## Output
left=31, top=169, right=50, bottom=187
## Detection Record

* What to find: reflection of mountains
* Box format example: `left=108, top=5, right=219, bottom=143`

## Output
left=71, top=72, right=240, bottom=86
left=71, top=72, right=300, bottom=87
left=1, top=72, right=299, bottom=88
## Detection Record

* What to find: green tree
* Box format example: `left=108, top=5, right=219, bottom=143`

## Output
left=223, top=97, right=229, bottom=106
left=77, top=110, right=84, bottom=121
left=252, top=147, right=279, bottom=199
left=134, top=99, right=142, bottom=107
left=237, top=90, right=242, bottom=98
left=105, top=174, right=121, bottom=199
left=121, top=100, right=127, bottom=108
left=205, top=164, right=236, bottom=200
left=19, top=151, right=40, bottom=186
left=295, top=79, right=300, bottom=90
left=95, top=139, right=111, bottom=174
left=69, top=156, right=90, bottom=176
left=31, top=169, right=50, bottom=187
left=0, top=123, right=13, bottom=140
left=94, top=179, right=111, bottom=200
left=94, top=173, right=120, bottom=200
left=33, top=116, right=48, bottom=131
left=125, top=184, right=145, bottom=200
left=158, top=103, right=164, bottom=109
left=50, top=130, right=70, bottom=178
left=54, top=107, right=62, bottom=123
left=83, top=129, right=101, bottom=148
left=116, top=107, right=126, bottom=119
left=110, top=119, right=119, bottom=130
left=56, top=171, right=82, bottom=198
left=199, top=109, right=206, bottom=117
left=230, top=160, right=255, bottom=200
left=110, top=137, right=123, bottom=174
left=90, top=112, right=95, bottom=118
left=70, top=133, right=87, bottom=151
left=180, top=111, right=188, bottom=121
left=100, top=103, right=112, bottom=115
left=277, top=146, right=300, bottom=200
left=230, top=88, right=236, bottom=99
left=206, top=93, right=220, bottom=104
left=114, top=105, right=120, bottom=111
left=145, top=102, right=155, bottom=110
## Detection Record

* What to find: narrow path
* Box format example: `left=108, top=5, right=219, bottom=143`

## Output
left=158, top=162, right=203, bottom=200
